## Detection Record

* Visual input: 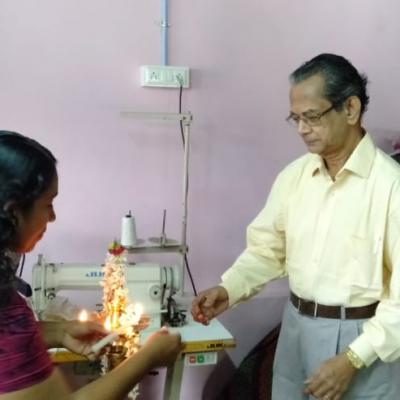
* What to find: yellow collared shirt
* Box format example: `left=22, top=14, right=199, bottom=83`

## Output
left=221, top=133, right=400, bottom=366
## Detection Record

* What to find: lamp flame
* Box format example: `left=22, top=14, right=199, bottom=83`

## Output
left=104, top=315, right=112, bottom=331
left=134, top=303, right=143, bottom=319
left=78, top=309, right=88, bottom=322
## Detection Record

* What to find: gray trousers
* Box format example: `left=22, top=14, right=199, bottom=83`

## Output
left=272, top=301, right=400, bottom=400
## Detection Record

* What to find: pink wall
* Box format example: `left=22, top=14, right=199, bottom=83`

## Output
left=1, top=1, right=400, bottom=398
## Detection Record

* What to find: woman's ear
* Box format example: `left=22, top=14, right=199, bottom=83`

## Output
left=345, top=96, right=362, bottom=125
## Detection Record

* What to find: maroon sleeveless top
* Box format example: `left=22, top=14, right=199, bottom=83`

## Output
left=0, top=290, right=54, bottom=393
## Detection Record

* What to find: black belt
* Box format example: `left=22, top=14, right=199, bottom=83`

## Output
left=290, top=291, right=378, bottom=320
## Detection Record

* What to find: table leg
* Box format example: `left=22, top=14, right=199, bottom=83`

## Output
left=163, top=354, right=185, bottom=400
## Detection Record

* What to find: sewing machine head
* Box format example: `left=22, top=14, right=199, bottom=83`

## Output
left=32, top=255, right=181, bottom=331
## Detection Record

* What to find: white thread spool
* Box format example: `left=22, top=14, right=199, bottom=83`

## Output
left=121, top=211, right=137, bottom=247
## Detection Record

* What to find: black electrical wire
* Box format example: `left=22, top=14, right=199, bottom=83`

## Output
left=179, top=83, right=185, bottom=146
left=180, top=83, right=189, bottom=195
left=184, top=254, right=197, bottom=296
left=178, top=82, right=197, bottom=296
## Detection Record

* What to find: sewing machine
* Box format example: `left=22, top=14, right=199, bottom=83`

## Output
left=31, top=255, right=182, bottom=330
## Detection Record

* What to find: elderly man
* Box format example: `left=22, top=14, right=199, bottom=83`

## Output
left=192, top=54, right=400, bottom=399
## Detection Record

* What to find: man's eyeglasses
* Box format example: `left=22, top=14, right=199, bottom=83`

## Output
left=286, top=104, right=336, bottom=127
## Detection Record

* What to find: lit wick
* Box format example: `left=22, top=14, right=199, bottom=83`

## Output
left=133, top=303, right=143, bottom=325
left=104, top=315, right=112, bottom=331
left=78, top=309, right=88, bottom=322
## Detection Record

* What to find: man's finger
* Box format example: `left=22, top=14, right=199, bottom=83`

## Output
left=304, top=375, right=319, bottom=395
left=191, top=293, right=208, bottom=313
left=203, top=292, right=218, bottom=307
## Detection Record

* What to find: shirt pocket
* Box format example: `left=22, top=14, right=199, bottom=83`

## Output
left=346, top=234, right=382, bottom=290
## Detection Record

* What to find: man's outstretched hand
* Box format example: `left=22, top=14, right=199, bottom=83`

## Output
left=191, top=286, right=229, bottom=325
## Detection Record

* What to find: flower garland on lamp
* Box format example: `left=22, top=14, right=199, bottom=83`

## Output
left=99, top=241, right=148, bottom=400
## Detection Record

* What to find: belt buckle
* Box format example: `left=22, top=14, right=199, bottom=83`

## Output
left=297, top=298, right=302, bottom=312
left=340, top=305, right=346, bottom=320
left=313, top=302, right=318, bottom=318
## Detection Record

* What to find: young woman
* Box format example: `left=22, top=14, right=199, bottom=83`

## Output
left=0, top=131, right=182, bottom=399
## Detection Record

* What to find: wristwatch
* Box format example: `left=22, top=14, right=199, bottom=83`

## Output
left=345, top=348, right=365, bottom=369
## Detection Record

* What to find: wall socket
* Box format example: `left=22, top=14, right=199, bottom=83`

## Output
left=141, top=65, right=190, bottom=88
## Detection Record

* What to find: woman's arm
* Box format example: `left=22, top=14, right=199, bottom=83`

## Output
left=39, top=320, right=106, bottom=359
left=0, top=369, right=70, bottom=400
left=71, top=331, right=181, bottom=400
left=0, top=330, right=182, bottom=400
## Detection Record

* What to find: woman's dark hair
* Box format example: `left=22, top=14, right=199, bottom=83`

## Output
left=0, top=131, right=57, bottom=305
left=290, top=53, right=370, bottom=117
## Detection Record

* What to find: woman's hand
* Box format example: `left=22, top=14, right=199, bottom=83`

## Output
left=40, top=320, right=107, bottom=360
left=60, top=320, right=107, bottom=360
left=141, top=328, right=183, bottom=368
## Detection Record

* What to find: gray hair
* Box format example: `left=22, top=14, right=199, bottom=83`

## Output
left=290, top=53, right=369, bottom=116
